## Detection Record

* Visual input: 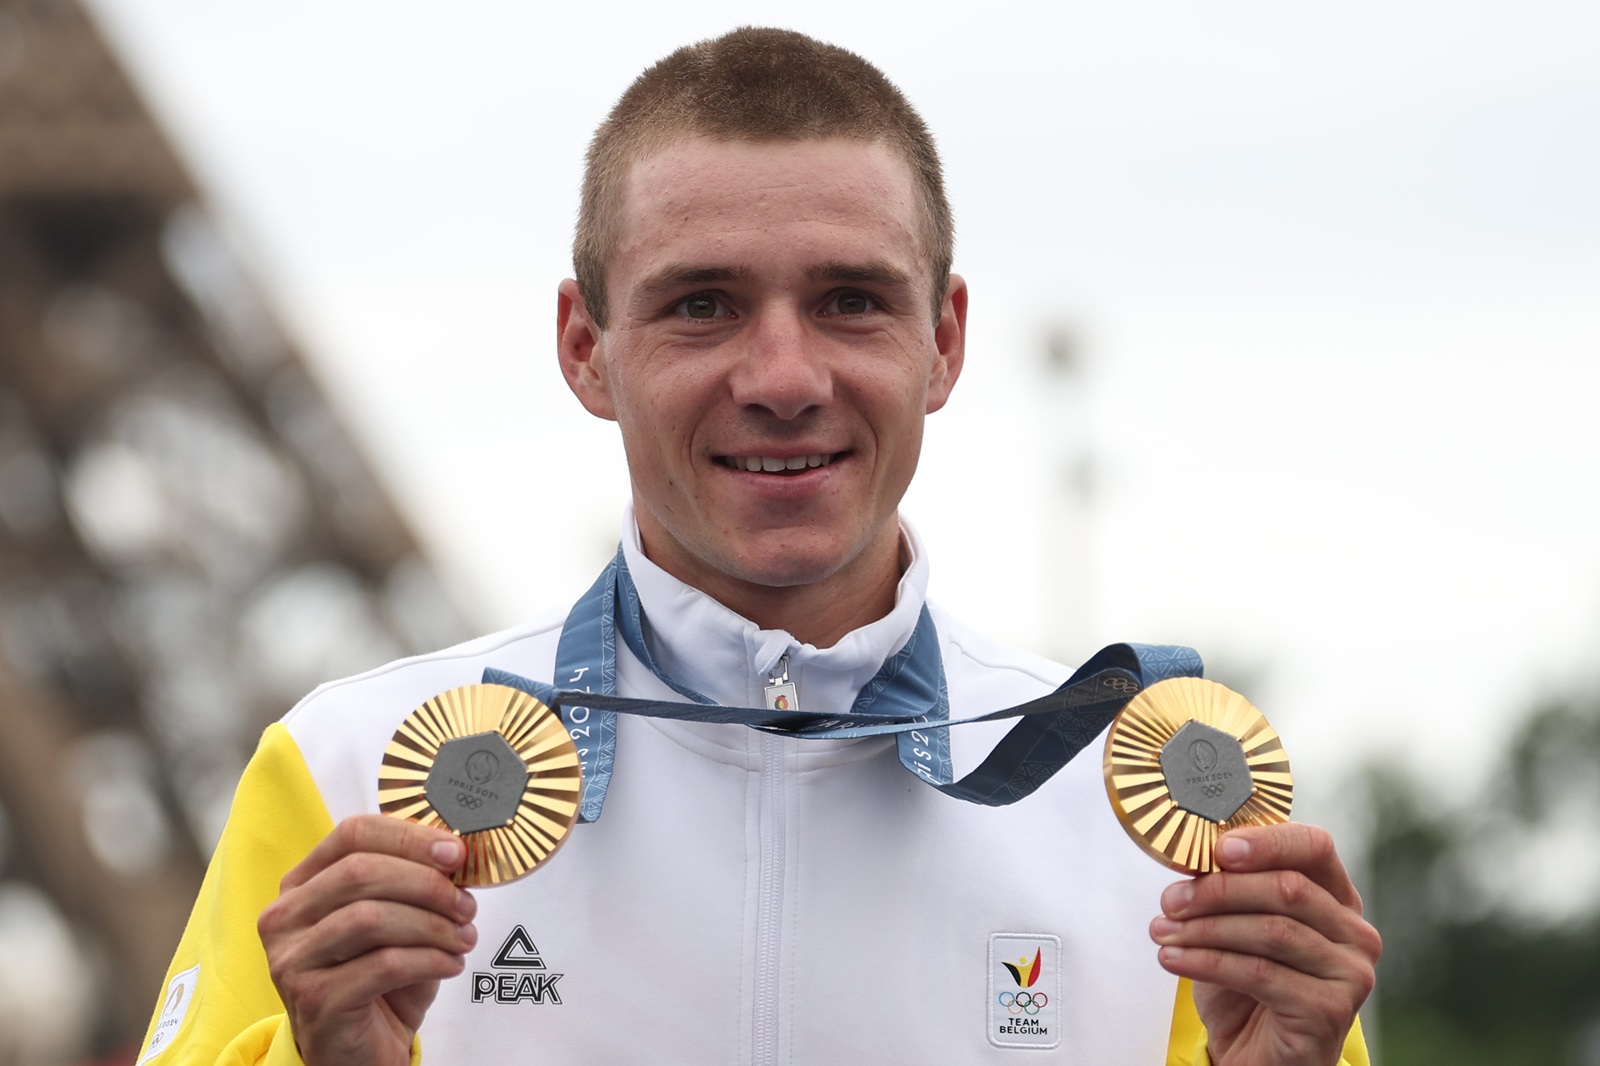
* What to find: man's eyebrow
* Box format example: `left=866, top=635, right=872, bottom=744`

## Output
left=633, top=264, right=753, bottom=302
left=807, top=260, right=915, bottom=288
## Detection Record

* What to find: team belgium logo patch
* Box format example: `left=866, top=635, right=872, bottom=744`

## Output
left=987, top=934, right=1061, bottom=1049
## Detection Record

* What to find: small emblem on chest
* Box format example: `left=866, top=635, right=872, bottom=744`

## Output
left=988, top=933, right=1062, bottom=1049
left=472, top=925, right=565, bottom=1005
left=140, top=965, right=200, bottom=1062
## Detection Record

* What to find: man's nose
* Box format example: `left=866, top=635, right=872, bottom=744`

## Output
left=727, top=308, right=833, bottom=420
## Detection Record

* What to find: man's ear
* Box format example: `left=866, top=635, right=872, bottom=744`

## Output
left=557, top=278, right=617, bottom=421
left=925, top=273, right=967, bottom=414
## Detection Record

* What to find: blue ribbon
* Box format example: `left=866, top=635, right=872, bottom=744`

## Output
left=483, top=548, right=1202, bottom=821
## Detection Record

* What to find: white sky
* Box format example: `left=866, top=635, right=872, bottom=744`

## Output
left=87, top=0, right=1600, bottom=817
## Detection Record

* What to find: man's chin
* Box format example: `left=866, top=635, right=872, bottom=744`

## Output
left=726, top=553, right=851, bottom=592
left=698, top=534, right=867, bottom=592
left=639, top=513, right=899, bottom=601
left=723, top=522, right=904, bottom=587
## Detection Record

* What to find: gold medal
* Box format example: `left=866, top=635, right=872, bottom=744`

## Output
left=1102, top=677, right=1293, bottom=875
left=379, top=683, right=582, bottom=887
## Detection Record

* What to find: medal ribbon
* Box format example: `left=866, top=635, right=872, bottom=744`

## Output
left=484, top=548, right=1202, bottom=822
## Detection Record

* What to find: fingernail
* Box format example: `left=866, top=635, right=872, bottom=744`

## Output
left=1150, top=916, right=1182, bottom=941
left=1219, top=835, right=1251, bottom=864
left=455, top=888, right=477, bottom=920
left=432, top=839, right=464, bottom=867
left=460, top=923, right=478, bottom=948
left=1158, top=945, right=1186, bottom=965
left=1161, top=881, right=1194, bottom=914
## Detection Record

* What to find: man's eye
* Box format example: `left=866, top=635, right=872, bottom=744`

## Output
left=677, top=295, right=723, bottom=320
left=825, top=292, right=877, bottom=316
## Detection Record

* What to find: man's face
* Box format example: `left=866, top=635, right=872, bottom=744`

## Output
left=558, top=137, right=965, bottom=620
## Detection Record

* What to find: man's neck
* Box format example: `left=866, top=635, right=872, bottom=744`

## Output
left=710, top=570, right=899, bottom=649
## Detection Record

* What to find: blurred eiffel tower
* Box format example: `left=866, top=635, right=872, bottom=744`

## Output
left=0, top=1, right=472, bottom=1060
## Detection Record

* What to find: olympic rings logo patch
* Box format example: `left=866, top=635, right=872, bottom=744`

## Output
left=998, top=990, right=1048, bottom=1015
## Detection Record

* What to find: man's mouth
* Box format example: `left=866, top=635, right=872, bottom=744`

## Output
left=716, top=453, right=841, bottom=474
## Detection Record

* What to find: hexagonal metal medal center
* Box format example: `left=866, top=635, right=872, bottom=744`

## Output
left=424, top=731, right=527, bottom=835
left=1159, top=720, right=1253, bottom=823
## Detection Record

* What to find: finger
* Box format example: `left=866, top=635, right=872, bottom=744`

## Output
left=1161, top=869, right=1381, bottom=959
left=1151, top=910, right=1353, bottom=984
left=1214, top=823, right=1362, bottom=912
left=314, top=851, right=477, bottom=924
left=302, top=897, right=479, bottom=971
left=1155, top=941, right=1374, bottom=1033
left=271, top=912, right=472, bottom=1010
left=281, top=815, right=465, bottom=892
left=280, top=943, right=467, bottom=1031
left=263, top=849, right=477, bottom=942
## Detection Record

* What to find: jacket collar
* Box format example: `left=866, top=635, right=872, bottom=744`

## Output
left=618, top=505, right=931, bottom=714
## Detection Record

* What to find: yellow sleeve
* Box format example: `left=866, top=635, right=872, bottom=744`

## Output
left=135, top=723, right=332, bottom=1065
left=1165, top=977, right=1371, bottom=1065
left=210, top=1017, right=420, bottom=1066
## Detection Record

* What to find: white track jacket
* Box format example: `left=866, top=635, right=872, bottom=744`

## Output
left=138, top=519, right=1366, bottom=1065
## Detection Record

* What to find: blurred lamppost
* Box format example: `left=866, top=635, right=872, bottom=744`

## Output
left=1040, top=320, right=1097, bottom=663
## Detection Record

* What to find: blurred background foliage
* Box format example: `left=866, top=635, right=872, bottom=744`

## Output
left=1358, top=686, right=1600, bottom=1065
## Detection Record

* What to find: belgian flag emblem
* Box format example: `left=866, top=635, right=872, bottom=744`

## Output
left=1001, top=947, right=1042, bottom=988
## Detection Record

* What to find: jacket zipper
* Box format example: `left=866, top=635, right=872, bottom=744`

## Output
left=752, top=732, right=785, bottom=1066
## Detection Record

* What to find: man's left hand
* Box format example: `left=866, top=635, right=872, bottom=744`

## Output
left=1149, top=822, right=1381, bottom=1066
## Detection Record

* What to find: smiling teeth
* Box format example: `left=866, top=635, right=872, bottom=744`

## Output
left=733, top=454, right=830, bottom=472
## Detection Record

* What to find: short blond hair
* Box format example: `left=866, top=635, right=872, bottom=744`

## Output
left=574, top=27, right=954, bottom=328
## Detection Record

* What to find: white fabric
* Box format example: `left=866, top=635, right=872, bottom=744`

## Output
left=284, top=514, right=1181, bottom=1063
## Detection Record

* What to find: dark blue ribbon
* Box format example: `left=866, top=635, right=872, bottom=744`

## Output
left=484, top=548, right=1202, bottom=821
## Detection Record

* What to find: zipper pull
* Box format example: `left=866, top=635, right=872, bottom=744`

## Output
left=764, top=653, right=798, bottom=711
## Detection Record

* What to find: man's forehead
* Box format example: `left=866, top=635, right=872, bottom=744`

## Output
left=622, top=134, right=919, bottom=213
left=612, top=136, right=926, bottom=273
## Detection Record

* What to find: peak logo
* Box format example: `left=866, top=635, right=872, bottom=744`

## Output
left=1001, top=947, right=1042, bottom=989
left=988, top=934, right=1061, bottom=1050
left=472, top=925, right=565, bottom=1005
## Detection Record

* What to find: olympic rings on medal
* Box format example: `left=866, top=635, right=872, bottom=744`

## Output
left=455, top=792, right=484, bottom=810
left=997, top=991, right=1049, bottom=1015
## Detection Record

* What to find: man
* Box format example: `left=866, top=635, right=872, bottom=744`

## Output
left=141, top=28, right=1378, bottom=1065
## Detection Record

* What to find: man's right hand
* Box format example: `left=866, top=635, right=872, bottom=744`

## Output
left=258, top=814, right=478, bottom=1066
